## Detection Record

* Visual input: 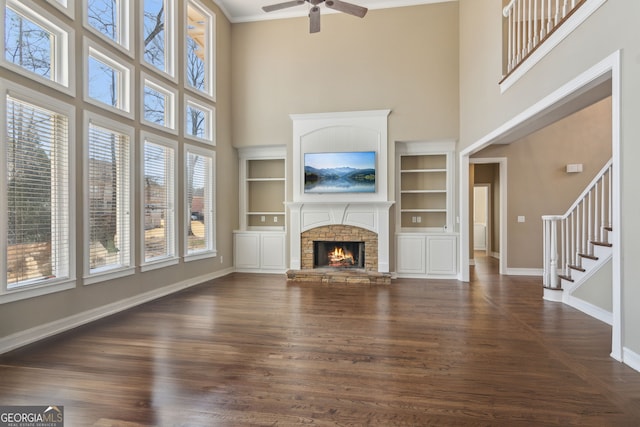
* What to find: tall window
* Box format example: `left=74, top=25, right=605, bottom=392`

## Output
left=85, top=0, right=131, bottom=54
left=143, top=134, right=177, bottom=267
left=185, top=0, right=214, bottom=99
left=85, top=114, right=133, bottom=281
left=143, top=0, right=174, bottom=78
left=2, top=0, right=73, bottom=93
left=85, top=42, right=132, bottom=117
left=185, top=145, right=215, bottom=259
left=4, top=91, right=73, bottom=291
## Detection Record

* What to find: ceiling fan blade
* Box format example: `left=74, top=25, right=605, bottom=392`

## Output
left=325, top=0, right=367, bottom=18
left=309, top=6, right=320, bottom=33
left=262, top=0, right=305, bottom=13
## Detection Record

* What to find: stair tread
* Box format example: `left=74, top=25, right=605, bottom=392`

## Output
left=604, top=226, right=613, bottom=232
left=591, top=241, right=613, bottom=247
left=568, top=264, right=586, bottom=272
left=558, top=274, right=574, bottom=283
left=578, top=253, right=599, bottom=260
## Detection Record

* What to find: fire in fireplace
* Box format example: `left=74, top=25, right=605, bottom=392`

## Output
left=314, top=241, right=365, bottom=269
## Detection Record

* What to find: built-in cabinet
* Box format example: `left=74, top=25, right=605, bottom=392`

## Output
left=234, top=146, right=287, bottom=273
left=395, top=141, right=458, bottom=278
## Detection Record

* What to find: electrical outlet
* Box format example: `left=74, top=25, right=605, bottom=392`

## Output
left=411, top=216, right=417, bottom=223
left=416, top=216, right=422, bottom=223
left=260, top=215, right=265, bottom=222
left=273, top=216, right=278, bottom=223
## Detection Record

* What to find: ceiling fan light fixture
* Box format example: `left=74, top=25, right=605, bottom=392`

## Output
left=262, top=0, right=368, bottom=33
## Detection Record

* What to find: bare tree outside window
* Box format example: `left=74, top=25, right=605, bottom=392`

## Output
left=87, top=0, right=118, bottom=43
left=186, top=36, right=205, bottom=92
left=143, top=84, right=166, bottom=126
left=4, top=7, right=53, bottom=79
left=186, top=104, right=206, bottom=139
left=143, top=0, right=166, bottom=73
left=88, top=55, right=119, bottom=107
left=186, top=3, right=207, bottom=93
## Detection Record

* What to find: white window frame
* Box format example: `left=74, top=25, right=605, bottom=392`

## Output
left=184, top=144, right=216, bottom=262
left=140, top=0, right=176, bottom=82
left=84, top=39, right=133, bottom=119
left=184, top=94, right=215, bottom=145
left=140, top=131, right=178, bottom=271
left=83, top=111, right=135, bottom=285
left=184, top=0, right=215, bottom=101
left=1, top=0, right=75, bottom=96
left=46, top=0, right=74, bottom=18
left=0, top=81, right=76, bottom=304
left=83, top=0, right=134, bottom=58
left=141, top=72, right=177, bottom=134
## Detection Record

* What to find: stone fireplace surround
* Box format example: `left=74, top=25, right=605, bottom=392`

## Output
left=303, top=225, right=376, bottom=271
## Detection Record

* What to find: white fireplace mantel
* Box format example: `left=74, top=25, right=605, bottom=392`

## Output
left=288, top=110, right=394, bottom=273
left=286, top=201, right=394, bottom=273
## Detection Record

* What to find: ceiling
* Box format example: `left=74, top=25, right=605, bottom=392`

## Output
left=214, top=0, right=455, bottom=23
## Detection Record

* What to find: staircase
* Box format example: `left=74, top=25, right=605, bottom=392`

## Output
left=541, top=159, right=613, bottom=323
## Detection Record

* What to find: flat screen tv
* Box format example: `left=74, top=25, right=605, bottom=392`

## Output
left=304, top=151, right=376, bottom=193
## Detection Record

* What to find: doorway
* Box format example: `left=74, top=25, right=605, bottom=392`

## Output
left=473, top=184, right=489, bottom=254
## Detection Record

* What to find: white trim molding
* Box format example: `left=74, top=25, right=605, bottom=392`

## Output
left=623, top=347, right=640, bottom=374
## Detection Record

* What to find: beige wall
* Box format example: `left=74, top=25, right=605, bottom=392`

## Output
left=460, top=0, right=640, bottom=355
left=472, top=97, right=611, bottom=269
left=0, top=1, right=236, bottom=339
left=573, top=258, right=613, bottom=313
left=231, top=2, right=460, bottom=201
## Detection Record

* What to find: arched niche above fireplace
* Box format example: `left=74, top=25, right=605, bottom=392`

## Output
left=290, top=109, right=391, bottom=203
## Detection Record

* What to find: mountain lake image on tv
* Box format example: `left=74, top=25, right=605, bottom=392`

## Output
left=304, top=151, right=376, bottom=193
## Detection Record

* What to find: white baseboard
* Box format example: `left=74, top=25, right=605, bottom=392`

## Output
left=565, top=295, right=613, bottom=325
left=623, top=347, right=640, bottom=373
left=0, top=267, right=235, bottom=355
left=505, top=268, right=543, bottom=276
left=491, top=252, right=500, bottom=259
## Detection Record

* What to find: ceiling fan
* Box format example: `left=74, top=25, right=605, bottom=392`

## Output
left=262, top=0, right=368, bottom=33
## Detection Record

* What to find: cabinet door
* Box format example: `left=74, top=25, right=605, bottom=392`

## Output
left=261, top=234, right=286, bottom=270
left=426, top=235, right=457, bottom=276
left=234, top=233, right=261, bottom=269
left=396, top=235, right=426, bottom=274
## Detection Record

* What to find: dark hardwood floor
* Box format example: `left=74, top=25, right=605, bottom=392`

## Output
left=2, top=255, right=640, bottom=426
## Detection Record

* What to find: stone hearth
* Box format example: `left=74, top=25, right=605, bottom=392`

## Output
left=286, top=268, right=391, bottom=286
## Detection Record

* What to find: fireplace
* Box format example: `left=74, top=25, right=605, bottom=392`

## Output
left=314, top=241, right=365, bottom=269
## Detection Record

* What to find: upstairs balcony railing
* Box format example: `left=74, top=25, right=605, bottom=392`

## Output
left=503, top=0, right=587, bottom=75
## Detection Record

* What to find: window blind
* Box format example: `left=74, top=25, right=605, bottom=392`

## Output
left=87, top=122, right=130, bottom=273
left=186, top=150, right=212, bottom=254
left=143, top=140, right=175, bottom=262
left=6, top=95, right=70, bottom=288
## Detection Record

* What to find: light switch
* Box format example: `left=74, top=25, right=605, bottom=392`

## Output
left=517, top=216, right=525, bottom=223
